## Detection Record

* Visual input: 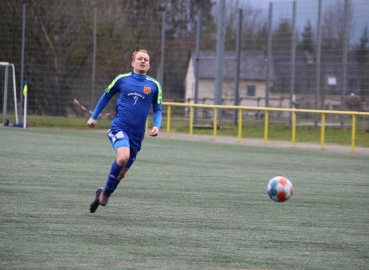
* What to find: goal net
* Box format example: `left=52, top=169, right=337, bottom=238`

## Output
left=0, top=62, right=19, bottom=125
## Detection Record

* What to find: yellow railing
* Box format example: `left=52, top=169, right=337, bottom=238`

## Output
left=148, top=102, right=369, bottom=153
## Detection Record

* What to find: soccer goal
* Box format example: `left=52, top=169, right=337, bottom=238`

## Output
left=1, top=62, right=19, bottom=125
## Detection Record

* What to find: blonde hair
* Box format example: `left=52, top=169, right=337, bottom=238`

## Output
left=132, top=49, right=148, bottom=61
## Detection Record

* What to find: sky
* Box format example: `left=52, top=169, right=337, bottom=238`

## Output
left=239, top=0, right=369, bottom=45
left=244, top=0, right=369, bottom=12
left=245, top=0, right=289, bottom=10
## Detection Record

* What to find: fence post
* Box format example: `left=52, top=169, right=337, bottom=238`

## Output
left=213, top=108, right=218, bottom=140
left=351, top=114, right=356, bottom=153
left=166, top=105, right=171, bottom=137
left=320, top=113, right=325, bottom=150
left=91, top=8, right=97, bottom=108
left=238, top=108, right=242, bottom=142
left=291, top=111, right=296, bottom=147
left=265, top=3, right=273, bottom=107
left=315, top=0, right=322, bottom=127
left=214, top=0, right=226, bottom=124
left=189, top=106, right=194, bottom=138
left=341, top=0, right=349, bottom=129
left=289, top=1, right=297, bottom=128
left=194, top=9, right=202, bottom=124
left=19, top=4, right=26, bottom=120
left=159, top=12, right=165, bottom=87
left=264, top=110, right=269, bottom=144
left=233, top=8, right=242, bottom=125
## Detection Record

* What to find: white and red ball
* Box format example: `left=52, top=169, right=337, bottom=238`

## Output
left=267, top=176, right=293, bottom=202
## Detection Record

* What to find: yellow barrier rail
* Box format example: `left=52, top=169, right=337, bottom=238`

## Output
left=152, top=102, right=369, bottom=153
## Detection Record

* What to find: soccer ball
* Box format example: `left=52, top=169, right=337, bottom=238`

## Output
left=267, top=176, right=294, bottom=202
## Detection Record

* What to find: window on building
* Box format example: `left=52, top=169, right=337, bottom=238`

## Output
left=247, top=85, right=256, bottom=97
left=327, top=77, right=337, bottom=85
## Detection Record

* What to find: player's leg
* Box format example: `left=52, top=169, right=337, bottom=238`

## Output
left=90, top=130, right=141, bottom=212
left=99, top=131, right=130, bottom=206
left=118, top=167, right=129, bottom=180
left=102, top=137, right=141, bottom=200
left=89, top=187, right=104, bottom=213
left=90, top=129, right=129, bottom=212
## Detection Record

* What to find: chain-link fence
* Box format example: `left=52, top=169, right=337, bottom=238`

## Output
left=1, top=0, right=368, bottom=128
left=1, top=1, right=203, bottom=120
left=266, top=0, right=368, bottom=127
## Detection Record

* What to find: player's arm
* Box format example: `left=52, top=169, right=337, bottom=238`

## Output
left=87, top=76, right=123, bottom=128
left=148, top=79, right=162, bottom=136
left=87, top=92, right=114, bottom=128
left=149, top=103, right=162, bottom=136
left=88, top=75, right=124, bottom=128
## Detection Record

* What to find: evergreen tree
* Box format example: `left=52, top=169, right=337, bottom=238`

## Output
left=254, top=22, right=269, bottom=52
left=299, top=19, right=314, bottom=53
left=272, top=17, right=293, bottom=51
left=159, top=0, right=214, bottom=42
left=353, top=25, right=369, bottom=103
left=321, top=0, right=354, bottom=53
left=223, top=0, right=266, bottom=51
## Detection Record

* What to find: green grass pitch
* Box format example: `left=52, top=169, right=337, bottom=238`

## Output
left=0, top=127, right=368, bottom=269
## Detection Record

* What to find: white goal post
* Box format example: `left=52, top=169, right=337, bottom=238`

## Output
left=1, top=62, right=19, bottom=125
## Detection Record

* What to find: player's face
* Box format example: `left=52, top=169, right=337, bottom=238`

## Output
left=132, top=52, right=150, bottom=74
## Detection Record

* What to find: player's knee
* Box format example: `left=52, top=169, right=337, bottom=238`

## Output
left=116, top=155, right=129, bottom=167
left=116, top=147, right=130, bottom=166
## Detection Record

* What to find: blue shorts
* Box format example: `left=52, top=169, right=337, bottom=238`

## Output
left=106, top=129, right=141, bottom=168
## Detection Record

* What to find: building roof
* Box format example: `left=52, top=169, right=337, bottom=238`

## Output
left=191, top=50, right=276, bottom=81
left=272, top=51, right=361, bottom=95
left=189, top=50, right=361, bottom=95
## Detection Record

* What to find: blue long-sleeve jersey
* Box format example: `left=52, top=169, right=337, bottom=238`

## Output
left=92, top=72, right=162, bottom=140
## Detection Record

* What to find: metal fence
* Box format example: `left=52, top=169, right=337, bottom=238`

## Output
left=163, top=102, right=369, bottom=153
left=1, top=0, right=369, bottom=128
left=265, top=0, right=369, bottom=129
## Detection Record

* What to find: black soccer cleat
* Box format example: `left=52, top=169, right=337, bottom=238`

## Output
left=99, top=189, right=112, bottom=206
left=89, top=187, right=103, bottom=213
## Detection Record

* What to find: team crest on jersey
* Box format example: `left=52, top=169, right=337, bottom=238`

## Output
left=144, top=86, right=151, bottom=94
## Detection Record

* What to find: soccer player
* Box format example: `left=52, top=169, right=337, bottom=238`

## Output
left=87, top=49, right=162, bottom=213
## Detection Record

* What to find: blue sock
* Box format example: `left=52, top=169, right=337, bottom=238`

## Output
left=104, top=160, right=123, bottom=193
left=111, top=180, right=120, bottom=191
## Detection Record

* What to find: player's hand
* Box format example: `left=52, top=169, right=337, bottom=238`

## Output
left=87, top=118, right=97, bottom=128
left=149, top=126, right=159, bottom=137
